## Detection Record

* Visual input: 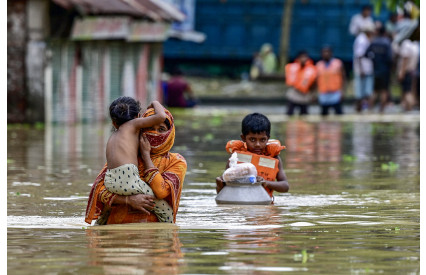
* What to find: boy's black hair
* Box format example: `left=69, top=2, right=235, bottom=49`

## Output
left=361, top=4, right=372, bottom=11
left=241, top=113, right=271, bottom=137
left=296, top=50, right=308, bottom=58
left=109, top=96, right=141, bottom=127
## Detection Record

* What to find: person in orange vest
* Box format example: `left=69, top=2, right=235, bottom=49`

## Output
left=215, top=113, right=289, bottom=200
left=285, top=51, right=317, bottom=115
left=315, top=46, right=346, bottom=116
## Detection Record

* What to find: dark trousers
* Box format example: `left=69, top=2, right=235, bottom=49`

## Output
left=287, top=101, right=309, bottom=116
left=321, top=103, right=343, bottom=116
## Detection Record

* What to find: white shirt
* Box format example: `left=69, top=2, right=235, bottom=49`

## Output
left=349, top=14, right=374, bottom=36
left=398, top=39, right=419, bottom=72
left=353, top=32, right=373, bottom=75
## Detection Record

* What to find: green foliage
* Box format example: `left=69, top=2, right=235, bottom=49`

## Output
left=381, top=161, right=400, bottom=172
left=203, top=133, right=215, bottom=142
left=372, top=0, right=420, bottom=13
left=343, top=154, right=356, bottom=162
left=301, top=249, right=308, bottom=264
left=34, top=122, right=44, bottom=130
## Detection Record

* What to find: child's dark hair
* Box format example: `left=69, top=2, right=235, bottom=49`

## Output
left=242, top=113, right=271, bottom=137
left=109, top=96, right=141, bottom=127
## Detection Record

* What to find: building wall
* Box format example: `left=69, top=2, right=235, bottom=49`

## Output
left=164, top=0, right=390, bottom=62
left=8, top=0, right=27, bottom=123
left=47, top=40, right=163, bottom=123
left=26, top=0, right=49, bottom=123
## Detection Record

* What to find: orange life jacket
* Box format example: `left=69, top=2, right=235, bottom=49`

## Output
left=285, top=59, right=317, bottom=93
left=226, top=140, right=285, bottom=198
left=316, top=58, right=343, bottom=93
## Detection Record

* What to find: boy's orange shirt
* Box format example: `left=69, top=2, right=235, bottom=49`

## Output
left=225, top=139, right=286, bottom=197
left=226, top=139, right=285, bottom=158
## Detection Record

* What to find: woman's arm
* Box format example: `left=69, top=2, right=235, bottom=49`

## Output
left=263, top=156, right=289, bottom=193
left=139, top=133, right=187, bottom=199
left=111, top=194, right=155, bottom=215
left=96, top=181, right=156, bottom=215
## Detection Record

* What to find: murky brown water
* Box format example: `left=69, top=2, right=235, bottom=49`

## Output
left=8, top=108, right=420, bottom=274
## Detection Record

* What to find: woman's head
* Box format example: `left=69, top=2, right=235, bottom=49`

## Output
left=142, top=108, right=175, bottom=157
left=109, top=96, right=141, bottom=128
left=145, top=119, right=171, bottom=134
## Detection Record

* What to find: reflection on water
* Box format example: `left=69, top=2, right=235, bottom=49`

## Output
left=86, top=225, right=184, bottom=274
left=7, top=111, right=420, bottom=274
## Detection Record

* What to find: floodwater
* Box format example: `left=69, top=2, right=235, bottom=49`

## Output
left=8, top=107, right=420, bottom=274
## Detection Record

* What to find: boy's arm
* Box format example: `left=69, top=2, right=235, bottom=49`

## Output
left=263, top=156, right=289, bottom=193
left=215, top=160, right=230, bottom=194
left=131, top=101, right=167, bottom=130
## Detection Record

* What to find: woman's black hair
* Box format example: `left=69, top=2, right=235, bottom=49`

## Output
left=241, top=113, right=271, bottom=137
left=109, top=96, right=141, bottom=127
left=164, top=118, right=171, bottom=130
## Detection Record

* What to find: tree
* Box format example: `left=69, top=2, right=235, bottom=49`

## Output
left=372, top=0, right=420, bottom=14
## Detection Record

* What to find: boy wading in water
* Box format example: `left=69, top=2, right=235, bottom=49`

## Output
left=216, top=113, right=289, bottom=199
left=104, top=97, right=173, bottom=223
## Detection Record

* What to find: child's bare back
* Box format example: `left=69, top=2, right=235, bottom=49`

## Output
left=103, top=97, right=173, bottom=223
left=106, top=98, right=166, bottom=169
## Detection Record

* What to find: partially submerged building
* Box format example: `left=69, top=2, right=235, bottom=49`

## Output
left=8, top=0, right=184, bottom=123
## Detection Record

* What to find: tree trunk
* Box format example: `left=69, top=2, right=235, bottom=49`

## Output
left=279, top=0, right=295, bottom=73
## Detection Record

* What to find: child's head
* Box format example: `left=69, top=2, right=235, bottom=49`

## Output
left=241, top=113, right=271, bottom=154
left=109, top=96, right=141, bottom=128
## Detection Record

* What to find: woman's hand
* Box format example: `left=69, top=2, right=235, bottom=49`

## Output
left=139, top=132, right=151, bottom=156
left=126, top=194, right=155, bottom=215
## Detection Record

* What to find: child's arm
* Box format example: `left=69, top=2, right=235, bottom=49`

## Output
left=131, top=101, right=167, bottom=130
left=263, top=156, right=289, bottom=193
left=215, top=160, right=230, bottom=194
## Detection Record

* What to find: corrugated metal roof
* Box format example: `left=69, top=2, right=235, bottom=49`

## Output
left=52, top=0, right=185, bottom=22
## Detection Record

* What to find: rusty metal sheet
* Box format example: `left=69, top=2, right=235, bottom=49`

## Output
left=128, top=21, right=170, bottom=41
left=51, top=0, right=183, bottom=22
left=71, top=16, right=131, bottom=40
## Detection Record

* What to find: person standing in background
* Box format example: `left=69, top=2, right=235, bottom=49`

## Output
left=349, top=5, right=374, bottom=36
left=166, top=67, right=197, bottom=108
left=396, top=38, right=419, bottom=111
left=316, top=46, right=346, bottom=116
left=284, top=51, right=317, bottom=116
left=385, top=12, right=398, bottom=38
left=353, top=22, right=375, bottom=112
left=365, top=26, right=393, bottom=113
left=259, top=43, right=277, bottom=75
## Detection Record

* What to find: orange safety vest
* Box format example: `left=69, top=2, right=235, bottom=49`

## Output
left=285, top=60, right=317, bottom=93
left=316, top=58, right=343, bottom=93
left=226, top=140, right=285, bottom=198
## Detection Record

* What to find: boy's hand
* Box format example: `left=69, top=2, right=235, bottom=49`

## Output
left=147, top=101, right=157, bottom=109
left=215, top=176, right=225, bottom=194
left=148, top=101, right=164, bottom=110
left=150, top=101, right=166, bottom=121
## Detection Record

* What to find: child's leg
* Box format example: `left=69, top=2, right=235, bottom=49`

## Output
left=104, top=164, right=173, bottom=223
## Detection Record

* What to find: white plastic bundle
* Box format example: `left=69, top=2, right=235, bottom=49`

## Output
left=222, top=153, right=257, bottom=184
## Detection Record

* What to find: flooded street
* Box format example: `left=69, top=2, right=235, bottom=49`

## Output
left=7, top=107, right=420, bottom=274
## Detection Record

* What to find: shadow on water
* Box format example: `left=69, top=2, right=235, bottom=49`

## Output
left=7, top=109, right=420, bottom=274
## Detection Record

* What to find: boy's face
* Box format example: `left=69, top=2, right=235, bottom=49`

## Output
left=241, top=131, right=269, bottom=155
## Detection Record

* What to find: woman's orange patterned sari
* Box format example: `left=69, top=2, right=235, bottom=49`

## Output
left=85, top=108, right=186, bottom=224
